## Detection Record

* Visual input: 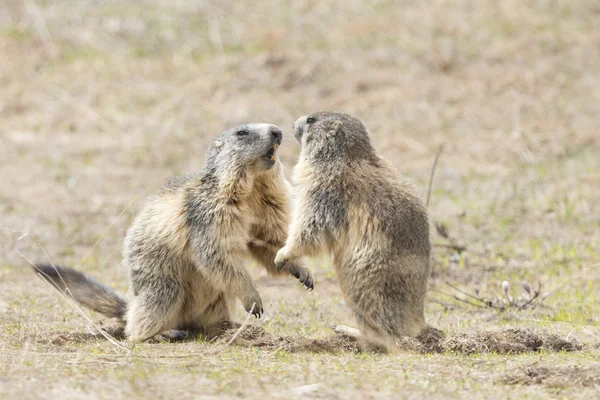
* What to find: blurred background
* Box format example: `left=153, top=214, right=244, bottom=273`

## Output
left=1, top=1, right=600, bottom=396
left=2, top=0, right=599, bottom=308
left=3, top=0, right=599, bottom=262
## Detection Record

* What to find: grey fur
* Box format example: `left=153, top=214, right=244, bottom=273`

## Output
left=35, top=123, right=313, bottom=341
left=276, top=112, right=431, bottom=352
left=34, top=264, right=127, bottom=319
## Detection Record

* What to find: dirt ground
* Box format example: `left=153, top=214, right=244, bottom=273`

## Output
left=1, top=0, right=599, bottom=399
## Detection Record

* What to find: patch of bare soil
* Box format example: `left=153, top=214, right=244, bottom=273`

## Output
left=215, top=325, right=360, bottom=354
left=37, top=326, right=126, bottom=345
left=217, top=326, right=582, bottom=355
left=438, top=328, right=583, bottom=355
left=284, top=336, right=361, bottom=354
left=398, top=328, right=583, bottom=354
left=216, top=325, right=284, bottom=349
left=503, top=364, right=600, bottom=388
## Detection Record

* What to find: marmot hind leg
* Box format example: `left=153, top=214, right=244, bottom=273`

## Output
left=354, top=313, right=395, bottom=353
left=331, top=321, right=391, bottom=353
left=125, top=279, right=184, bottom=342
left=199, top=293, right=239, bottom=339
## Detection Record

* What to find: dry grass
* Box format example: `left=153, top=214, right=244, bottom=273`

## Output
left=504, top=364, right=600, bottom=388
left=1, top=0, right=600, bottom=398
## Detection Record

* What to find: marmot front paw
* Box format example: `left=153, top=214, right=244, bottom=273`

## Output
left=243, top=290, right=264, bottom=318
left=285, top=262, right=314, bottom=290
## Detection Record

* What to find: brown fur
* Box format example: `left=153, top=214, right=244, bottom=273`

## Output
left=276, top=112, right=431, bottom=352
left=35, top=123, right=313, bottom=342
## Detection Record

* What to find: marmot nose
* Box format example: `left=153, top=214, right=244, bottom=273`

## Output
left=269, top=126, right=283, bottom=140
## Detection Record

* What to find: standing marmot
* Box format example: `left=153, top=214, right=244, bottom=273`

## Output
left=275, top=112, right=431, bottom=351
left=35, top=123, right=313, bottom=342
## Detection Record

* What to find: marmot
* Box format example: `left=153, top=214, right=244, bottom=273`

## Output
left=34, top=123, right=314, bottom=342
left=275, top=112, right=431, bottom=351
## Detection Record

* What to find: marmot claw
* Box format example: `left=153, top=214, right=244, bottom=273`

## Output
left=287, top=262, right=314, bottom=291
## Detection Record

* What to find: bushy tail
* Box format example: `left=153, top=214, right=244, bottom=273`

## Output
left=33, top=264, right=127, bottom=321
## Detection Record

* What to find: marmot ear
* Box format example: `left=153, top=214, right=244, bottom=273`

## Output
left=328, top=120, right=343, bottom=136
left=214, top=139, right=224, bottom=149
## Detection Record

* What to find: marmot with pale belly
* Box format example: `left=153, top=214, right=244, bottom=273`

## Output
left=34, top=123, right=313, bottom=342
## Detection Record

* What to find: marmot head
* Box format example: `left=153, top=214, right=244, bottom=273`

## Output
left=293, top=112, right=377, bottom=163
left=205, top=123, right=283, bottom=175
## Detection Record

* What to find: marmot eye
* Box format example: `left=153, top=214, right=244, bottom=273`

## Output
left=306, top=117, right=316, bottom=124
left=236, top=130, right=249, bottom=136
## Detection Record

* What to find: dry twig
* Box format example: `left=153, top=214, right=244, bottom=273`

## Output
left=443, top=280, right=544, bottom=311
left=426, top=145, right=444, bottom=207
left=213, top=302, right=256, bottom=354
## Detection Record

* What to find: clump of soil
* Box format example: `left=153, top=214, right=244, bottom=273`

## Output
left=216, top=324, right=287, bottom=349
left=215, top=325, right=360, bottom=354
left=439, top=328, right=582, bottom=354
left=397, top=327, right=582, bottom=354
left=283, top=335, right=361, bottom=354
left=396, top=325, right=447, bottom=353
left=503, top=364, right=600, bottom=388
